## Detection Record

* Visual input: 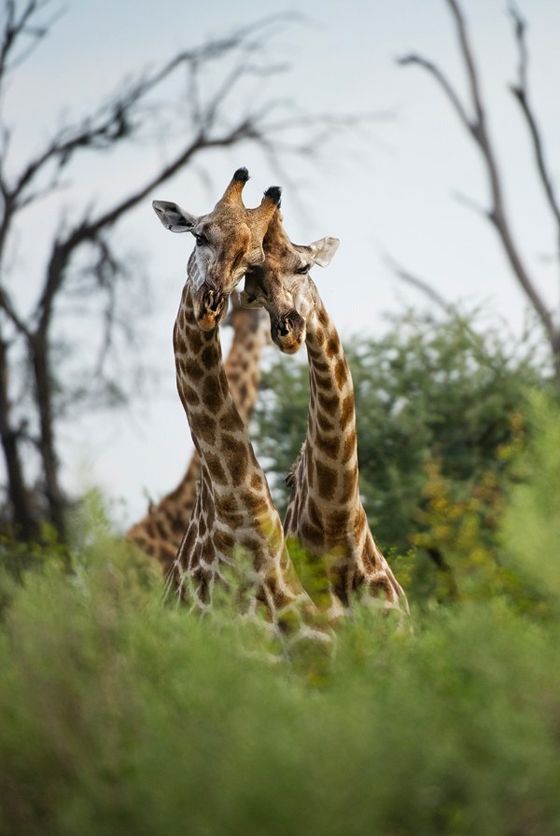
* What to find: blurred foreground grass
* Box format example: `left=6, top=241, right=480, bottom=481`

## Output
left=1, top=393, right=560, bottom=836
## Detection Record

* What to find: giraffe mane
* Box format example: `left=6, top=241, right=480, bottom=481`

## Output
left=286, top=442, right=306, bottom=488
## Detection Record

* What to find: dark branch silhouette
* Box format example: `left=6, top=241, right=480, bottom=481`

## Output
left=507, top=2, right=560, bottom=266
left=397, top=0, right=560, bottom=374
left=384, top=254, right=454, bottom=315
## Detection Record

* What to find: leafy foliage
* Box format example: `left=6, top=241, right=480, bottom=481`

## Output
left=502, top=392, right=560, bottom=606
left=254, top=310, right=543, bottom=564
left=0, top=395, right=560, bottom=834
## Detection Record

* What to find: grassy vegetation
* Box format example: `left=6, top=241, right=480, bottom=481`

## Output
left=0, top=394, right=560, bottom=835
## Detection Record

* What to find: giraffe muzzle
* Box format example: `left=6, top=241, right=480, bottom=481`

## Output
left=272, top=312, right=306, bottom=354
left=196, top=287, right=226, bottom=330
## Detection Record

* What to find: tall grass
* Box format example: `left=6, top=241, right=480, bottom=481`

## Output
left=1, top=395, right=560, bottom=836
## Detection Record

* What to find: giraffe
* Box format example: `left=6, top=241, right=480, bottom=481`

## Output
left=152, top=170, right=325, bottom=642
left=125, top=298, right=269, bottom=574
left=241, top=209, right=409, bottom=618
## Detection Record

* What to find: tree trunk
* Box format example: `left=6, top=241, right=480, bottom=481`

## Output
left=30, top=331, right=66, bottom=541
left=0, top=335, right=37, bottom=539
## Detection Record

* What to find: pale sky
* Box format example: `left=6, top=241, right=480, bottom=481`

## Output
left=4, top=0, right=560, bottom=527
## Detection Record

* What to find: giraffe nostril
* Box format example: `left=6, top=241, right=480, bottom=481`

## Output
left=207, top=291, right=223, bottom=312
left=278, top=321, right=290, bottom=337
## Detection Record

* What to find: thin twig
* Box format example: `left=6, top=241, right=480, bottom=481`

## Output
left=507, top=2, right=560, bottom=271
left=397, top=0, right=559, bottom=363
left=384, top=253, right=454, bottom=315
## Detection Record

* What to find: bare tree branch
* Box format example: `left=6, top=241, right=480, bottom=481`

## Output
left=452, top=189, right=491, bottom=222
left=0, top=0, right=60, bottom=88
left=384, top=253, right=454, bottom=315
left=507, top=2, right=560, bottom=266
left=397, top=0, right=560, bottom=368
left=0, top=283, right=30, bottom=337
left=396, top=53, right=473, bottom=134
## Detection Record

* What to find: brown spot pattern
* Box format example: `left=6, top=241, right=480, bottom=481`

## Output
left=184, top=385, right=200, bottom=406
left=339, top=466, right=359, bottom=502
left=306, top=496, right=323, bottom=530
left=222, top=404, right=244, bottom=432
left=185, top=358, right=205, bottom=382
left=316, top=411, right=335, bottom=433
left=341, top=430, right=357, bottom=464
left=316, top=460, right=337, bottom=501
left=239, top=487, right=268, bottom=516
left=314, top=372, right=332, bottom=391
left=340, top=395, right=354, bottom=430
left=301, top=520, right=324, bottom=547
left=335, top=359, right=348, bottom=388
left=189, top=330, right=203, bottom=353
left=316, top=431, right=340, bottom=460
left=353, top=509, right=367, bottom=540
left=202, top=375, right=222, bottom=412
left=326, top=509, right=348, bottom=537
left=205, top=452, right=228, bottom=485
left=318, top=390, right=338, bottom=414
left=326, top=333, right=340, bottom=358
left=251, top=473, right=264, bottom=492
left=201, top=344, right=219, bottom=369
left=221, top=434, right=249, bottom=484
left=175, top=336, right=187, bottom=354
left=213, top=528, right=235, bottom=552
left=191, top=411, right=216, bottom=446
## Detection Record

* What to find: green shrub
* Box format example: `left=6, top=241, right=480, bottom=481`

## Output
left=254, top=309, right=543, bottom=559
left=1, top=546, right=560, bottom=835
left=1, top=392, right=560, bottom=835
left=502, top=391, right=560, bottom=609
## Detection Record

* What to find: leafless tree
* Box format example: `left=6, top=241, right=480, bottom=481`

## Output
left=0, top=0, right=358, bottom=542
left=397, top=0, right=560, bottom=377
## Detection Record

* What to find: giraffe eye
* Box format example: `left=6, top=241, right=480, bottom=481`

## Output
left=295, top=264, right=310, bottom=275
left=195, top=233, right=208, bottom=246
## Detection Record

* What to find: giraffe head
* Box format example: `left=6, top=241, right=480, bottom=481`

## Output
left=240, top=210, right=339, bottom=352
left=152, top=168, right=281, bottom=329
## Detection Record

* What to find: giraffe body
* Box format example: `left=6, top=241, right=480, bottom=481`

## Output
left=153, top=173, right=327, bottom=644
left=242, top=211, right=409, bottom=617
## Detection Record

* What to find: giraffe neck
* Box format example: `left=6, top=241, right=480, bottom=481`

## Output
left=284, top=289, right=408, bottom=614
left=221, top=306, right=269, bottom=424
left=174, top=272, right=263, bottom=511
left=126, top=305, right=268, bottom=570
left=302, top=293, right=360, bottom=515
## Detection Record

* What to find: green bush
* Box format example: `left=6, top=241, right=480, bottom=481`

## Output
left=0, top=394, right=560, bottom=835
left=502, top=391, right=560, bottom=606
left=254, top=310, right=543, bottom=556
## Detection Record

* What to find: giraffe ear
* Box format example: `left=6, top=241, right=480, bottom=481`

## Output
left=308, top=237, right=340, bottom=268
left=152, top=200, right=198, bottom=233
